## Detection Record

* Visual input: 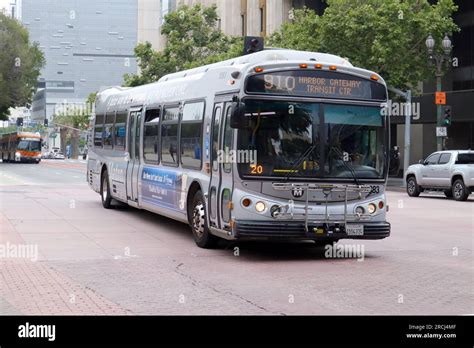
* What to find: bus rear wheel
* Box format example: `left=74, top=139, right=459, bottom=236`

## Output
left=190, top=191, right=218, bottom=249
left=101, top=169, right=113, bottom=209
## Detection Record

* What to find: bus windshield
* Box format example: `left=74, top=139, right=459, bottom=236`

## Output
left=17, top=139, right=41, bottom=152
left=238, top=100, right=386, bottom=180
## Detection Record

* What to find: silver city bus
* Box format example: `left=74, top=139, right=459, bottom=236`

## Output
left=87, top=49, right=391, bottom=248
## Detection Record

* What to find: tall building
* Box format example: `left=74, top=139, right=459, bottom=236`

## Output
left=21, top=0, right=139, bottom=122
left=154, top=0, right=323, bottom=51
left=138, top=0, right=161, bottom=49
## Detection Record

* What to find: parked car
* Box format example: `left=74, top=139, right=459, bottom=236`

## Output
left=53, top=151, right=65, bottom=160
left=405, top=150, right=474, bottom=201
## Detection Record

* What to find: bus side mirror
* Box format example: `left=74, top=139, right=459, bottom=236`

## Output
left=230, top=101, right=246, bottom=128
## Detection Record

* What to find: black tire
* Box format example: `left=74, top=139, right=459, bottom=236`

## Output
left=444, top=190, right=453, bottom=198
left=452, top=179, right=469, bottom=201
left=101, top=169, right=113, bottom=209
left=190, top=190, right=218, bottom=249
left=406, top=176, right=421, bottom=197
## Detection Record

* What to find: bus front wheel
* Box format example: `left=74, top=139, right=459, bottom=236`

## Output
left=101, top=169, right=113, bottom=209
left=190, top=191, right=218, bottom=249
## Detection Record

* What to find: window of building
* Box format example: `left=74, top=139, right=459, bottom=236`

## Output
left=241, top=0, right=247, bottom=36
left=94, top=114, right=104, bottom=147
left=143, top=108, right=160, bottom=163
left=259, top=0, right=266, bottom=36
left=103, top=112, right=115, bottom=148
left=114, top=112, right=127, bottom=149
left=160, top=0, right=173, bottom=25
left=181, top=102, right=204, bottom=169
left=161, top=106, right=180, bottom=166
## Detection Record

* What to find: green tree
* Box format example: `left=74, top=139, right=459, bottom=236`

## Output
left=124, top=4, right=242, bottom=86
left=0, top=13, right=45, bottom=120
left=268, top=0, right=459, bottom=91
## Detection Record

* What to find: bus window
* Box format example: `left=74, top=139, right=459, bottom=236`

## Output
left=181, top=102, right=204, bottom=169
left=144, top=108, right=160, bottom=163
left=222, top=107, right=233, bottom=173
left=212, top=106, right=222, bottom=172
left=94, top=114, right=105, bottom=147
left=161, top=106, right=180, bottom=166
left=103, top=112, right=115, bottom=148
left=114, top=112, right=127, bottom=149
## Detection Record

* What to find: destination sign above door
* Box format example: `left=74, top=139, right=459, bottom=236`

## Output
left=246, top=70, right=387, bottom=101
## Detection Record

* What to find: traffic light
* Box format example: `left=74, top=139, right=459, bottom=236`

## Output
left=243, top=36, right=264, bottom=55
left=16, top=117, right=24, bottom=127
left=44, top=118, right=48, bottom=127
left=443, top=105, right=452, bottom=126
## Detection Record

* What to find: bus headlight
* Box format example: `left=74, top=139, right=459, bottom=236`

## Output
left=255, top=201, right=266, bottom=213
left=15, top=152, right=21, bottom=158
left=355, top=206, right=365, bottom=215
left=368, top=203, right=377, bottom=214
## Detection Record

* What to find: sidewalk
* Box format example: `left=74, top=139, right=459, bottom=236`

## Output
left=387, top=177, right=405, bottom=192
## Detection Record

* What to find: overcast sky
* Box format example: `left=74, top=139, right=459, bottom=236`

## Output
left=0, top=0, right=11, bottom=12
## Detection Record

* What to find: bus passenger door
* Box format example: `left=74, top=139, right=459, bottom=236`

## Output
left=208, top=102, right=234, bottom=231
left=208, top=103, right=223, bottom=229
left=126, top=108, right=142, bottom=203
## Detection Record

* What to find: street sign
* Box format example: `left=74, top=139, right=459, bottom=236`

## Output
left=435, top=92, right=446, bottom=105
left=436, top=127, right=447, bottom=137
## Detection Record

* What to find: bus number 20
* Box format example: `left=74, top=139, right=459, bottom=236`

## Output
left=250, top=165, right=263, bottom=174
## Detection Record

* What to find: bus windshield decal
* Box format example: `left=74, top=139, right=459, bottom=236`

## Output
left=246, top=70, right=386, bottom=101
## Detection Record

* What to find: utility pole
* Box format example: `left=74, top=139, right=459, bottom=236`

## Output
left=388, top=87, right=412, bottom=184
left=425, top=34, right=452, bottom=151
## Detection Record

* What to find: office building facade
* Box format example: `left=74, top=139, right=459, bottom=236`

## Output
left=21, top=0, right=139, bottom=121
left=153, top=0, right=322, bottom=51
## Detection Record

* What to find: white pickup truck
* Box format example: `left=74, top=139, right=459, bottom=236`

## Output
left=405, top=150, right=474, bottom=201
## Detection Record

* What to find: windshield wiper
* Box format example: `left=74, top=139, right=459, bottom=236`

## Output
left=329, top=147, right=361, bottom=186
left=283, top=144, right=318, bottom=182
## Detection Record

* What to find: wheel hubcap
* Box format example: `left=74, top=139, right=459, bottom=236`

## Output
left=454, top=183, right=463, bottom=198
left=408, top=180, right=415, bottom=193
left=192, top=203, right=206, bottom=238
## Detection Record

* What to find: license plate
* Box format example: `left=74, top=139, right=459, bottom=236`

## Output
left=346, top=224, right=364, bottom=236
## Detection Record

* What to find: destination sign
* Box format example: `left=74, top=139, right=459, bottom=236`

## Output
left=246, top=70, right=387, bottom=101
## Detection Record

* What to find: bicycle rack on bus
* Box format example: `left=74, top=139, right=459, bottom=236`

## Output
left=272, top=183, right=373, bottom=233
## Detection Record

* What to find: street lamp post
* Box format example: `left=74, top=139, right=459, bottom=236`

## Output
left=426, top=34, right=452, bottom=151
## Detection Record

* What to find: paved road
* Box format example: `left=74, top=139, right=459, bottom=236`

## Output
left=0, top=160, right=472, bottom=315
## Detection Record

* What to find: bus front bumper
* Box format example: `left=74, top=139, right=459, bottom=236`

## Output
left=234, top=220, right=390, bottom=240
